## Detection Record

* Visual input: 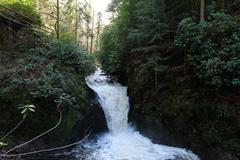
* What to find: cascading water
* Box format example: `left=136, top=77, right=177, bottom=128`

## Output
left=86, top=70, right=129, bottom=134
left=76, top=69, right=200, bottom=160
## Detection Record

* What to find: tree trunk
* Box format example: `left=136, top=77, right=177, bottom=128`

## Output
left=96, top=25, right=100, bottom=50
left=75, top=0, right=79, bottom=43
left=87, top=36, right=89, bottom=52
left=221, top=0, right=225, bottom=10
left=200, top=0, right=205, bottom=21
left=56, top=0, right=60, bottom=39
left=95, top=12, right=102, bottom=51
left=90, top=10, right=94, bottom=54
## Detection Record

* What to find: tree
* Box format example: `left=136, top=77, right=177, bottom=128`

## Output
left=107, top=0, right=120, bottom=21
left=37, top=0, right=95, bottom=50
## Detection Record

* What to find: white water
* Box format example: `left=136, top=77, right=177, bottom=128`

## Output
left=79, top=69, right=200, bottom=160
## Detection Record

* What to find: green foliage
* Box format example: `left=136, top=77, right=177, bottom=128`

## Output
left=175, top=12, right=240, bottom=88
left=98, top=0, right=170, bottom=74
left=160, top=92, right=240, bottom=155
left=98, top=25, right=120, bottom=73
left=191, top=102, right=240, bottom=153
left=0, top=0, right=41, bottom=24
left=9, top=36, right=95, bottom=110
left=127, top=0, right=168, bottom=47
left=0, top=33, right=95, bottom=138
left=99, top=0, right=240, bottom=158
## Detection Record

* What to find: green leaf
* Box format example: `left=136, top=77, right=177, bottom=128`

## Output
left=21, top=108, right=28, bottom=114
left=0, top=142, right=8, bottom=147
left=28, top=105, right=36, bottom=109
left=28, top=108, right=35, bottom=112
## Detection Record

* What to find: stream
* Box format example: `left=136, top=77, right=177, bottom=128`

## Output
left=71, top=69, right=200, bottom=160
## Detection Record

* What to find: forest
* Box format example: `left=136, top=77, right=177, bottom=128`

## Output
left=0, top=0, right=240, bottom=160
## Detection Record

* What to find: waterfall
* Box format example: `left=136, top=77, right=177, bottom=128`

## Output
left=80, top=69, right=200, bottom=160
left=86, top=70, right=129, bottom=133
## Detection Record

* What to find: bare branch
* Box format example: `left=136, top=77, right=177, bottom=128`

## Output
left=1, top=130, right=92, bottom=158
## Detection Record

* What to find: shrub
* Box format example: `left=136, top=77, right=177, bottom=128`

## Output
left=175, top=12, right=240, bottom=88
left=9, top=36, right=95, bottom=110
left=0, top=34, right=95, bottom=138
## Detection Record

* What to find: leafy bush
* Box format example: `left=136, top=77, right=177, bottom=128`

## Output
left=0, top=34, right=95, bottom=138
left=175, top=12, right=240, bottom=88
left=9, top=36, right=95, bottom=110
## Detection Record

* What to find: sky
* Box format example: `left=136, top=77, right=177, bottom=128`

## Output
left=91, top=0, right=112, bottom=24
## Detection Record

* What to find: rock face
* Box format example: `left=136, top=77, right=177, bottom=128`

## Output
left=74, top=88, right=108, bottom=138
left=221, top=152, right=239, bottom=160
left=130, top=111, right=186, bottom=148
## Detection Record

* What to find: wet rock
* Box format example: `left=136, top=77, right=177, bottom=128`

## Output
left=74, top=88, right=108, bottom=138
left=221, top=152, right=239, bottom=160
left=130, top=111, right=186, bottom=148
